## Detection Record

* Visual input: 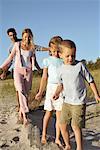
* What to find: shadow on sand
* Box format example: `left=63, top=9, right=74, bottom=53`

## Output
left=27, top=102, right=100, bottom=150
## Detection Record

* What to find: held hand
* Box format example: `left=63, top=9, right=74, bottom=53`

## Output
left=95, top=95, right=100, bottom=103
left=35, top=93, right=42, bottom=101
left=53, top=93, right=59, bottom=100
left=0, top=73, right=6, bottom=80
left=0, top=68, right=6, bottom=80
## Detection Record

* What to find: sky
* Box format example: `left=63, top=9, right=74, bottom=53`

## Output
left=0, top=0, right=100, bottom=67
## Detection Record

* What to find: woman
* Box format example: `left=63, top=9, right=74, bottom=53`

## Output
left=0, top=28, right=42, bottom=126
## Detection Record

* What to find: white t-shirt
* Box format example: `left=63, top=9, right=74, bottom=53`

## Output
left=58, top=61, right=94, bottom=105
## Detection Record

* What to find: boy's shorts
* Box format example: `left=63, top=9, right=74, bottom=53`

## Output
left=60, top=103, right=85, bottom=128
left=44, top=83, right=63, bottom=111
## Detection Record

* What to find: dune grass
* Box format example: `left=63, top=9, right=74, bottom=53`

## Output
left=0, top=79, right=15, bottom=99
left=86, top=69, right=100, bottom=100
left=0, top=69, right=99, bottom=102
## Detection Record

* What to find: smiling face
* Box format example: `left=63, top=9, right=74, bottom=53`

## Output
left=8, top=32, right=17, bottom=42
left=22, top=32, right=32, bottom=45
left=61, top=46, right=76, bottom=65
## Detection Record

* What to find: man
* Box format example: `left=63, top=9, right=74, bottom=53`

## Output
left=0, top=28, right=21, bottom=79
left=0, top=28, right=22, bottom=111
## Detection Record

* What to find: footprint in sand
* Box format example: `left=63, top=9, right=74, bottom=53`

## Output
left=12, top=136, right=19, bottom=144
left=14, top=128, right=21, bottom=132
left=0, top=119, right=7, bottom=124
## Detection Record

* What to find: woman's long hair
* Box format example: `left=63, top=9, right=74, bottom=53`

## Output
left=22, top=28, right=35, bottom=49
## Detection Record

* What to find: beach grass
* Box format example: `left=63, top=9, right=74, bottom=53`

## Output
left=0, top=69, right=100, bottom=102
left=86, top=69, right=100, bottom=100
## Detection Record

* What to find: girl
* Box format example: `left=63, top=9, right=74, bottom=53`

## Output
left=35, top=36, right=64, bottom=147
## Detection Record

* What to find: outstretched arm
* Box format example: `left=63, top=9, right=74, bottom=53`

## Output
left=89, top=81, right=100, bottom=103
left=35, top=45, right=49, bottom=51
left=0, top=44, right=16, bottom=70
left=0, top=44, right=16, bottom=80
left=41, top=47, right=49, bottom=51
left=35, top=68, right=48, bottom=100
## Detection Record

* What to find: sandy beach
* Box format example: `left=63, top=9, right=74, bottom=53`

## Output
left=0, top=79, right=100, bottom=150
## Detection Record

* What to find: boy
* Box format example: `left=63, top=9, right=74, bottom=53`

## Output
left=53, top=40, right=100, bottom=150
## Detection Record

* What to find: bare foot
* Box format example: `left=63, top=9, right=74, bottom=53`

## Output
left=41, top=137, right=47, bottom=144
left=16, top=105, right=20, bottom=112
left=17, top=118, right=23, bottom=124
left=64, top=145, right=71, bottom=150
left=17, top=114, right=23, bottom=124
left=23, top=119, right=29, bottom=127
left=55, top=139, right=64, bottom=148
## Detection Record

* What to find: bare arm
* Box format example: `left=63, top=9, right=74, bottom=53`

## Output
left=53, top=83, right=63, bottom=100
left=41, top=47, right=49, bottom=51
left=35, top=68, right=48, bottom=100
left=35, top=45, right=49, bottom=51
left=89, top=81, right=100, bottom=102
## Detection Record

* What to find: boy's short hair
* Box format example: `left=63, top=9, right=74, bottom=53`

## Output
left=7, top=28, right=17, bottom=35
left=58, top=39, right=76, bottom=53
left=49, top=36, right=63, bottom=47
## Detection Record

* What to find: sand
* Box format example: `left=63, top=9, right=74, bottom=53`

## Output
left=0, top=95, right=100, bottom=150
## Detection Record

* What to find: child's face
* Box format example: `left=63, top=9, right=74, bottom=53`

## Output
left=61, top=47, right=76, bottom=65
left=49, top=43, right=59, bottom=57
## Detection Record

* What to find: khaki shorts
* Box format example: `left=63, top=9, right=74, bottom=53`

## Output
left=60, top=103, right=85, bottom=128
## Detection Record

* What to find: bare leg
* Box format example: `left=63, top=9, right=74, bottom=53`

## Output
left=16, top=109, right=23, bottom=125
left=18, top=91, right=29, bottom=126
left=41, top=111, right=52, bottom=144
left=72, top=125, right=83, bottom=150
left=55, top=111, right=63, bottom=147
left=60, top=123, right=71, bottom=150
left=18, top=109, right=29, bottom=127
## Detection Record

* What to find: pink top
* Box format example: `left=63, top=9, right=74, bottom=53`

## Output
left=0, top=42, right=35, bottom=76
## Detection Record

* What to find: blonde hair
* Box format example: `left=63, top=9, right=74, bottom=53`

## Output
left=58, top=39, right=76, bottom=53
left=22, top=28, right=34, bottom=49
left=22, top=28, right=33, bottom=38
left=49, top=36, right=63, bottom=47
left=48, top=36, right=63, bottom=55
